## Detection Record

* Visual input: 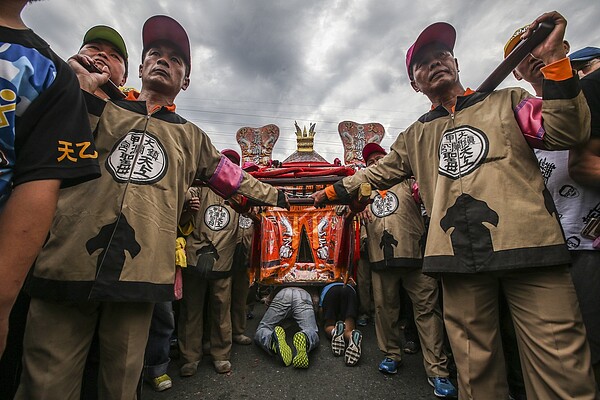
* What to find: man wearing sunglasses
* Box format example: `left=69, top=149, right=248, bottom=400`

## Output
left=569, top=47, right=600, bottom=190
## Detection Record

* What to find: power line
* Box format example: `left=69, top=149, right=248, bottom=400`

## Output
left=178, top=107, right=398, bottom=126
left=199, top=127, right=402, bottom=142
left=184, top=115, right=408, bottom=134
left=177, top=96, right=421, bottom=115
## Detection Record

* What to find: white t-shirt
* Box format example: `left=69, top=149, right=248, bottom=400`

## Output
left=535, top=149, right=600, bottom=251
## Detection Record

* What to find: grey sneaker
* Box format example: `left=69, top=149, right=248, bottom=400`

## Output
left=331, top=321, right=345, bottom=357
left=233, top=334, right=252, bottom=345
left=344, top=329, right=362, bottom=366
left=403, top=340, right=420, bottom=354
left=213, top=360, right=232, bottom=374
left=179, top=361, right=199, bottom=377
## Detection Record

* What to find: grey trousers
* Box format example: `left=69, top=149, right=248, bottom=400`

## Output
left=255, top=287, right=319, bottom=354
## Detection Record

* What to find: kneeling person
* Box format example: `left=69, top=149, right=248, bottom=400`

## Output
left=255, top=287, right=319, bottom=369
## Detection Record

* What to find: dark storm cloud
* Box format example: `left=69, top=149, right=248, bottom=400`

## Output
left=21, top=0, right=600, bottom=161
left=192, top=1, right=316, bottom=89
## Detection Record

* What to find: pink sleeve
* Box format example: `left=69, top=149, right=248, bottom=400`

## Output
left=207, top=155, right=244, bottom=198
left=514, top=97, right=546, bottom=149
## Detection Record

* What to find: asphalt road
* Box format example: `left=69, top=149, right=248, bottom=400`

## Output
left=142, top=303, right=456, bottom=400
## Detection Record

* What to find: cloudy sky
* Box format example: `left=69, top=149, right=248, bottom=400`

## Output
left=23, top=0, right=600, bottom=162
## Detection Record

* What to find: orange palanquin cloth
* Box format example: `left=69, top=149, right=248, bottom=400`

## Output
left=257, top=205, right=355, bottom=284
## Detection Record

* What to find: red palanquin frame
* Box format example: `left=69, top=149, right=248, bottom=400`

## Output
left=248, top=163, right=360, bottom=286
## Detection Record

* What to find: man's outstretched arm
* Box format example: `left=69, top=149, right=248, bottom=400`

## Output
left=312, top=145, right=410, bottom=207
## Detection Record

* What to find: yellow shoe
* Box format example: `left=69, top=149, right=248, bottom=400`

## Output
left=149, top=374, right=172, bottom=391
left=292, top=332, right=309, bottom=369
left=271, top=326, right=292, bottom=366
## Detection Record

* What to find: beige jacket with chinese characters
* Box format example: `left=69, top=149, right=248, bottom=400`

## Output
left=364, top=180, right=425, bottom=270
left=332, top=77, right=590, bottom=274
left=184, top=185, right=239, bottom=279
left=28, top=93, right=279, bottom=302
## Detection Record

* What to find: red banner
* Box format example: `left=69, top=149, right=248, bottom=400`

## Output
left=256, top=205, right=352, bottom=284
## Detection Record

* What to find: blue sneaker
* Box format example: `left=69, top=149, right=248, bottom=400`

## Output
left=356, top=314, right=369, bottom=327
left=428, top=377, right=458, bottom=398
left=378, top=357, right=400, bottom=374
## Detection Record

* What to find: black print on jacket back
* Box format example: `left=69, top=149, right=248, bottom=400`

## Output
left=380, top=230, right=398, bottom=260
left=196, top=242, right=220, bottom=275
left=542, top=187, right=564, bottom=238
left=440, top=194, right=499, bottom=268
left=86, top=214, right=141, bottom=281
left=543, top=187, right=560, bottom=220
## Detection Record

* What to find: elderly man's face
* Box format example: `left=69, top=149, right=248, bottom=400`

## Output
left=366, top=152, right=386, bottom=167
left=574, top=58, right=600, bottom=78
left=513, top=54, right=544, bottom=86
left=79, top=40, right=127, bottom=86
left=139, top=40, right=189, bottom=96
left=410, top=42, right=459, bottom=96
left=514, top=41, right=569, bottom=86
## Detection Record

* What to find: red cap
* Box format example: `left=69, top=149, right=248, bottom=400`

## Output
left=242, top=161, right=260, bottom=172
left=362, top=142, right=387, bottom=162
left=221, top=149, right=241, bottom=166
left=406, top=22, right=456, bottom=81
left=142, top=15, right=191, bottom=76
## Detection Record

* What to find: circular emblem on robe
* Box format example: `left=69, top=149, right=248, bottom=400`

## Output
left=239, top=215, right=253, bottom=229
left=204, top=205, right=230, bottom=231
left=566, top=236, right=580, bottom=250
left=106, top=130, right=168, bottom=184
left=559, top=184, right=580, bottom=198
left=438, top=125, right=489, bottom=179
left=371, top=191, right=399, bottom=218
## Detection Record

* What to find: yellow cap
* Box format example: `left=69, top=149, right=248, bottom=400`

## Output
left=504, top=25, right=528, bottom=58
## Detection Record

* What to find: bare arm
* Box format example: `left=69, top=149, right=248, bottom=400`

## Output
left=179, top=195, right=200, bottom=227
left=569, top=138, right=600, bottom=187
left=67, top=54, right=110, bottom=94
left=0, top=179, right=60, bottom=356
left=526, top=12, right=592, bottom=150
left=525, top=11, right=568, bottom=65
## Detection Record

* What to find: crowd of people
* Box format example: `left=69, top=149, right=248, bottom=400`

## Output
left=1, top=1, right=599, bottom=399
